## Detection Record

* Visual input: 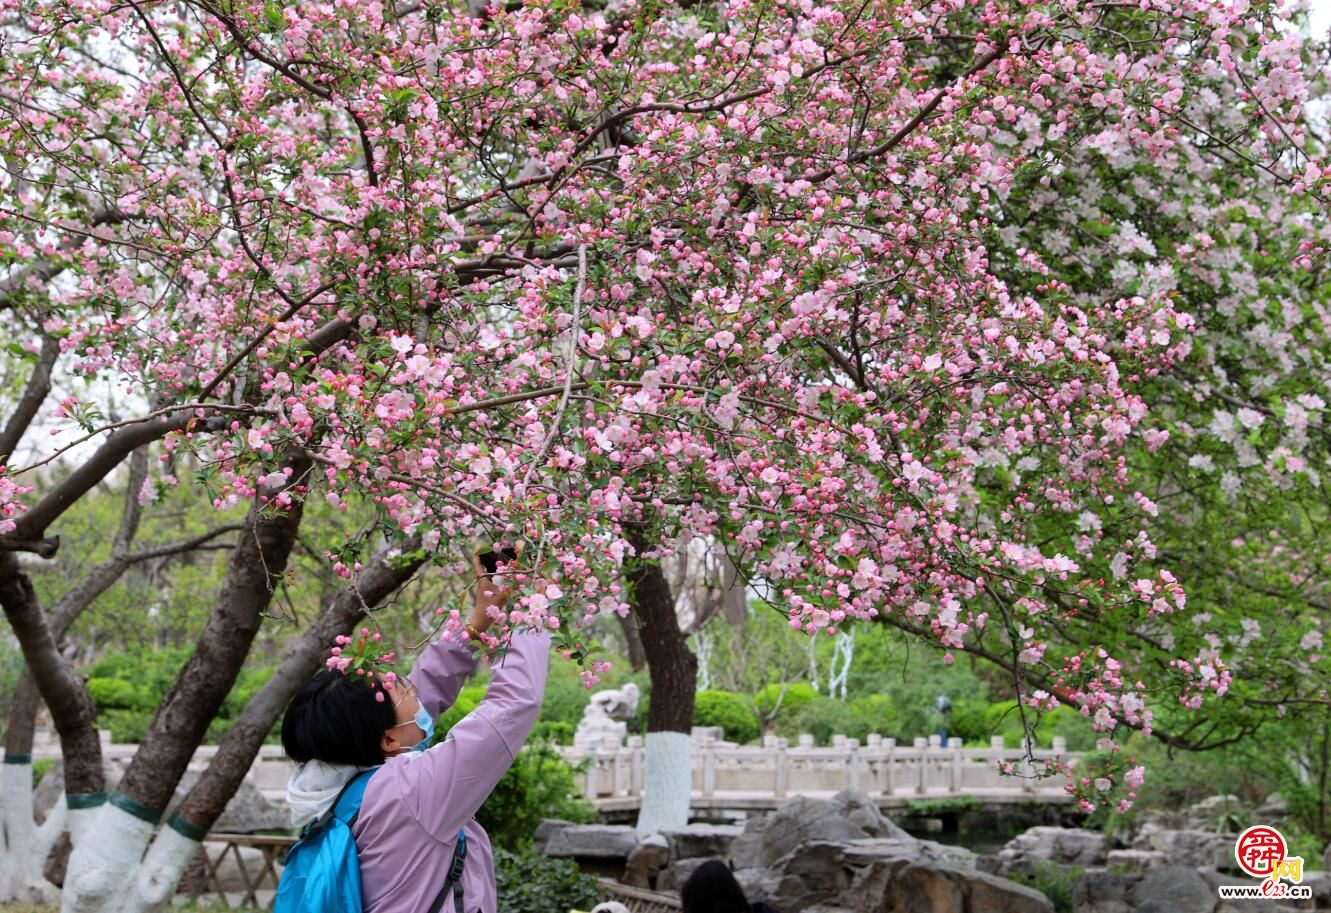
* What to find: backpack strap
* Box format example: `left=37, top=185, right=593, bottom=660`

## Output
left=332, top=768, right=379, bottom=827
left=300, top=768, right=379, bottom=839
left=425, top=830, right=467, bottom=913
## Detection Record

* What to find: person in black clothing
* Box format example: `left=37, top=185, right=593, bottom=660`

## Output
left=680, top=860, right=779, bottom=913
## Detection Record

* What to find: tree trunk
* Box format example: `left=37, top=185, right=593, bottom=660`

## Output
left=616, top=609, right=647, bottom=673
left=1, top=451, right=156, bottom=903
left=60, top=452, right=309, bottom=913
left=0, top=554, right=105, bottom=800
left=0, top=333, right=59, bottom=465
left=626, top=531, right=697, bottom=837
left=63, top=539, right=423, bottom=913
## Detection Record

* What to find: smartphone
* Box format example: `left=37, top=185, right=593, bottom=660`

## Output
left=479, top=546, right=518, bottom=575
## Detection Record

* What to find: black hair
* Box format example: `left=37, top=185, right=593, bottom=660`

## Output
left=680, top=860, right=750, bottom=913
left=281, top=670, right=397, bottom=767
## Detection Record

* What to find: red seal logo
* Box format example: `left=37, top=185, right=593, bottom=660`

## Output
left=1235, top=825, right=1287, bottom=878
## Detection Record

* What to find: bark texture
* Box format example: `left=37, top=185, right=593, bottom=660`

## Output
left=173, top=543, right=424, bottom=830
left=616, top=608, right=648, bottom=672
left=114, top=450, right=311, bottom=816
left=0, top=553, right=104, bottom=796
left=625, top=530, right=697, bottom=734
left=0, top=334, right=58, bottom=465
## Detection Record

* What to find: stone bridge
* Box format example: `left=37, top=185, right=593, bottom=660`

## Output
left=34, top=728, right=1081, bottom=822
left=565, top=731, right=1081, bottom=820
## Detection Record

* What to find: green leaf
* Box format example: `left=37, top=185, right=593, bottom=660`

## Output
left=264, top=1, right=284, bottom=31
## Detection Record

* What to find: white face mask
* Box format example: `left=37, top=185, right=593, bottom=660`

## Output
left=387, top=685, right=434, bottom=752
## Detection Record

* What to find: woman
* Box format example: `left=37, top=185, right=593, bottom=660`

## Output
left=680, top=860, right=779, bottom=913
left=282, top=553, right=549, bottom=913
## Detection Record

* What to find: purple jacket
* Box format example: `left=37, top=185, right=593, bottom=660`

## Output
left=353, top=631, right=551, bottom=913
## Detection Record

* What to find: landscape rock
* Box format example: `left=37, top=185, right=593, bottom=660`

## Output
left=1132, top=824, right=1232, bottom=870
left=869, top=861, right=1055, bottom=913
left=1184, top=795, right=1248, bottom=833
left=544, top=824, right=639, bottom=862
left=34, top=760, right=287, bottom=834
left=830, top=789, right=914, bottom=840
left=532, top=818, right=574, bottom=855
left=1131, top=865, right=1216, bottom=913
left=1106, top=849, right=1167, bottom=873
left=878, top=862, right=967, bottom=913
left=729, top=814, right=770, bottom=870
left=1202, top=870, right=1279, bottom=913
left=1303, top=870, right=1331, bottom=905
left=843, top=836, right=975, bottom=869
left=964, top=868, right=1057, bottom=913
left=994, top=826, right=1108, bottom=875
left=1254, top=792, right=1288, bottom=822
left=733, top=865, right=782, bottom=903
left=767, top=841, right=851, bottom=911
left=1074, top=870, right=1133, bottom=913
left=663, top=823, right=742, bottom=860
left=728, top=790, right=914, bottom=870
left=657, top=856, right=720, bottom=892
left=171, top=769, right=289, bottom=833
left=622, top=834, right=670, bottom=889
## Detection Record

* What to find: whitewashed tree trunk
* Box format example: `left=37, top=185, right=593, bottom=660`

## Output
left=635, top=731, right=691, bottom=838
left=58, top=804, right=202, bottom=913
left=54, top=540, right=424, bottom=912
left=0, top=760, right=59, bottom=904
left=627, top=531, right=698, bottom=838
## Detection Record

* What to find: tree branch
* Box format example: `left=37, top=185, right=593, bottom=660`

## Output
left=113, top=450, right=311, bottom=817
left=0, top=553, right=104, bottom=794
left=170, top=539, right=425, bottom=832
left=0, top=333, right=59, bottom=464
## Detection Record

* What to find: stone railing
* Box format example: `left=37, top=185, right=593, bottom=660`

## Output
left=32, top=730, right=296, bottom=798
left=35, top=728, right=1077, bottom=805
left=564, top=731, right=1078, bottom=802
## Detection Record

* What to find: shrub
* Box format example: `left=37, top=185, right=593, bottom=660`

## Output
left=494, top=849, right=599, bottom=913
left=982, top=700, right=1029, bottom=748
left=693, top=690, right=760, bottom=744
left=847, top=693, right=895, bottom=740
left=531, top=720, right=574, bottom=745
left=84, top=647, right=279, bottom=744
left=1008, top=861, right=1080, bottom=913
left=784, top=696, right=859, bottom=745
left=754, top=682, right=818, bottom=721
left=436, top=685, right=487, bottom=738
left=948, top=697, right=992, bottom=743
left=476, top=741, right=595, bottom=851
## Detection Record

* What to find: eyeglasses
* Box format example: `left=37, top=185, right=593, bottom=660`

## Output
left=390, top=679, right=417, bottom=712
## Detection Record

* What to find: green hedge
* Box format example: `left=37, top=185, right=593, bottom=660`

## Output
left=436, top=685, right=487, bottom=737
left=494, top=849, right=599, bottom=913
left=83, top=647, right=276, bottom=744
left=475, top=741, right=595, bottom=850
left=755, top=682, right=818, bottom=720
left=693, top=690, right=760, bottom=744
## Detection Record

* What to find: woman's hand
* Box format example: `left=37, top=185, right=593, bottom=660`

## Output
left=467, top=550, right=513, bottom=637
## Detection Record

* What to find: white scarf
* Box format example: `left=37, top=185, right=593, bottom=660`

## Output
left=286, top=753, right=426, bottom=827
left=286, top=760, right=365, bottom=828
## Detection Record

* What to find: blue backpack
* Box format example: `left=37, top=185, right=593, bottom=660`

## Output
left=275, top=768, right=467, bottom=913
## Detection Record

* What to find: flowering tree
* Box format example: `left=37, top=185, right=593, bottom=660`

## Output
left=1, top=0, right=1328, bottom=904
left=965, top=7, right=1331, bottom=807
